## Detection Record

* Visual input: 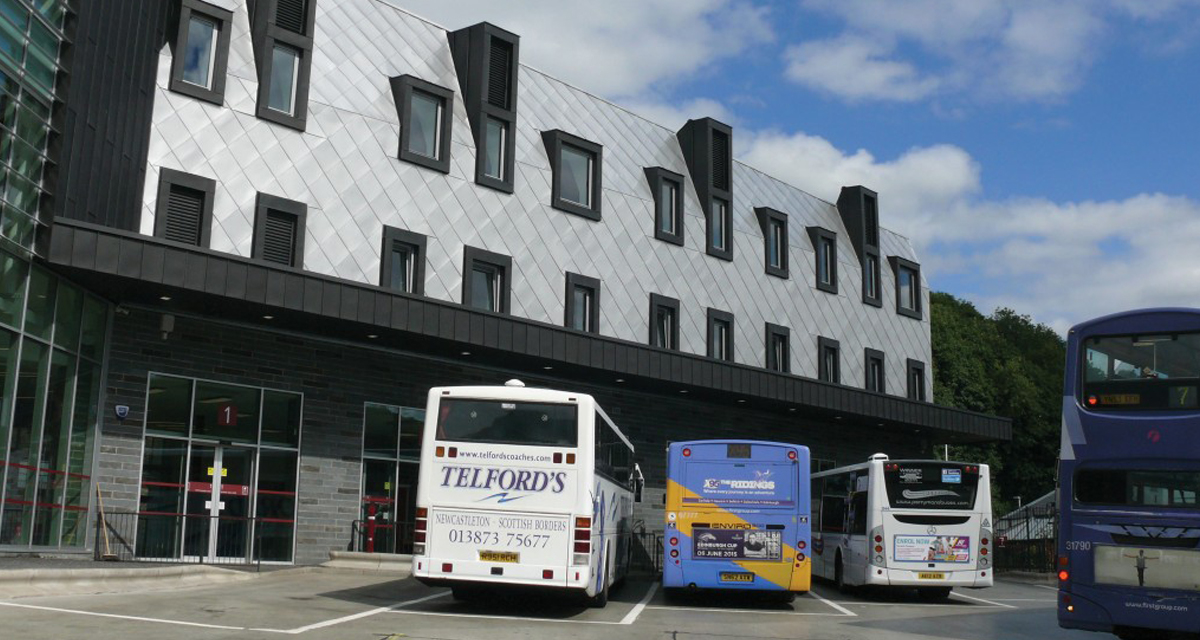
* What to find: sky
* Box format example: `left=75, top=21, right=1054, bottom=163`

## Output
left=392, top=0, right=1200, bottom=333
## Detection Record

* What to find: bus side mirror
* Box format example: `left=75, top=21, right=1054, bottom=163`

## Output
left=633, top=464, right=645, bottom=503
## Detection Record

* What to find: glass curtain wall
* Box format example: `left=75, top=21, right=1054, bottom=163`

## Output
left=138, top=374, right=302, bottom=562
left=0, top=247, right=108, bottom=549
left=0, top=0, right=69, bottom=250
left=361, top=403, right=423, bottom=553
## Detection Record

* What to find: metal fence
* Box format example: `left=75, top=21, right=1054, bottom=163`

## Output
left=993, top=503, right=1058, bottom=573
left=95, top=511, right=274, bottom=569
left=630, top=530, right=664, bottom=575
left=349, top=519, right=415, bottom=554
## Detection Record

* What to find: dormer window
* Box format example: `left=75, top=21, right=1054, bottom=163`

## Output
left=250, top=0, right=316, bottom=130
left=756, top=207, right=788, bottom=278
left=678, top=118, right=733, bottom=261
left=169, top=0, right=233, bottom=105
left=645, top=167, right=685, bottom=246
left=890, top=257, right=923, bottom=319
left=807, top=227, right=838, bottom=294
left=449, top=23, right=520, bottom=193
left=542, top=130, right=602, bottom=221
left=391, top=75, right=454, bottom=174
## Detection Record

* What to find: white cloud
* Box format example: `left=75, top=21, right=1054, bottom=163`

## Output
left=783, top=36, right=940, bottom=102
left=387, top=0, right=772, bottom=99
left=738, top=131, right=1200, bottom=330
left=788, top=0, right=1113, bottom=103
left=620, top=97, right=736, bottom=130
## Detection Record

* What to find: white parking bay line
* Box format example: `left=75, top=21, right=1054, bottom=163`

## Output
left=390, top=610, right=620, bottom=625
left=0, top=601, right=247, bottom=631
left=644, top=605, right=846, bottom=617
left=950, top=591, right=1016, bottom=609
left=256, top=591, right=451, bottom=635
left=620, top=583, right=658, bottom=625
left=808, top=590, right=857, bottom=617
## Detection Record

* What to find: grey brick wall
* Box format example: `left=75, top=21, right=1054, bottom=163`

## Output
left=95, top=307, right=925, bottom=563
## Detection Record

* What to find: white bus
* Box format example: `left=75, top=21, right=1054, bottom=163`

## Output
left=412, top=380, right=643, bottom=606
left=811, top=454, right=994, bottom=599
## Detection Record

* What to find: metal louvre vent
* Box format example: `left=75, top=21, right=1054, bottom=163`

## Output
left=164, top=185, right=204, bottom=245
left=262, top=210, right=297, bottom=266
left=487, top=39, right=512, bottom=109
left=275, top=0, right=306, bottom=35
left=711, top=130, right=730, bottom=191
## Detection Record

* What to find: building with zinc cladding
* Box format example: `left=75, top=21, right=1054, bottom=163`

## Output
left=0, top=0, right=1009, bottom=563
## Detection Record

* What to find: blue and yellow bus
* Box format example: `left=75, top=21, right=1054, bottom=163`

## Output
left=1058, top=308, right=1200, bottom=639
left=663, top=440, right=811, bottom=600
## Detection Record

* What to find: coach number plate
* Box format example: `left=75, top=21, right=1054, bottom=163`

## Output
left=479, top=550, right=519, bottom=563
left=918, top=572, right=946, bottom=580
left=720, top=572, right=755, bottom=583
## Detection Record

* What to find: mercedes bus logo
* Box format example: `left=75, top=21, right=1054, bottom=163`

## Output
left=927, top=526, right=938, bottom=535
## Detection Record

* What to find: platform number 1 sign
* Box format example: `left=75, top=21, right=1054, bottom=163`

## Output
left=218, top=403, right=238, bottom=427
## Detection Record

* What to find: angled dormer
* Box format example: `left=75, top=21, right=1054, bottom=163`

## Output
left=449, top=22, right=520, bottom=193
left=678, top=118, right=733, bottom=261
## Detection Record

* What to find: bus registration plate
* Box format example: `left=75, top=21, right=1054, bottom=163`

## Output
left=720, top=572, right=755, bottom=583
left=918, top=572, right=945, bottom=580
left=479, top=550, right=519, bottom=563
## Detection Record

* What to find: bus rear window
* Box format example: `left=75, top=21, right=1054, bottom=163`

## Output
left=436, top=399, right=578, bottom=447
left=884, top=463, right=979, bottom=510
left=1082, top=333, right=1200, bottom=411
left=1075, top=469, right=1200, bottom=508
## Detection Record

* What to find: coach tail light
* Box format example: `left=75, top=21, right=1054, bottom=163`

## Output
left=1058, top=556, right=1070, bottom=583
left=573, top=517, right=592, bottom=565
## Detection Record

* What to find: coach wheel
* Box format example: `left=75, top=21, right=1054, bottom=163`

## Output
left=834, top=556, right=847, bottom=593
left=589, top=563, right=610, bottom=608
left=775, top=591, right=797, bottom=605
left=917, top=587, right=952, bottom=601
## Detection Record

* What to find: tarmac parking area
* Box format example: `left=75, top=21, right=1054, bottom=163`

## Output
left=0, top=569, right=1097, bottom=640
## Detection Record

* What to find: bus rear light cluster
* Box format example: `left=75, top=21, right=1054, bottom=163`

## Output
left=567, top=453, right=576, bottom=464
left=885, top=463, right=899, bottom=471
left=797, top=553, right=805, bottom=562
left=552, top=452, right=577, bottom=464
left=434, top=447, right=459, bottom=458
left=415, top=508, right=428, bottom=544
left=1058, top=556, right=1070, bottom=583
left=787, top=450, right=797, bottom=460
left=979, top=525, right=993, bottom=569
left=670, top=537, right=679, bottom=547
left=543, top=570, right=554, bottom=579
left=682, top=448, right=692, bottom=457
left=442, top=563, right=453, bottom=573
left=869, top=526, right=886, bottom=567
left=554, top=453, right=562, bottom=464
left=574, top=517, right=592, bottom=557
left=670, top=549, right=679, bottom=558
left=964, top=465, right=979, bottom=474
left=797, top=540, right=806, bottom=550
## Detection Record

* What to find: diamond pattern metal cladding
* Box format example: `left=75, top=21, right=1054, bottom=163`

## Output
left=140, top=0, right=932, bottom=399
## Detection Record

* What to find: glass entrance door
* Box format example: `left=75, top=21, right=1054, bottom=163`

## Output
left=183, top=443, right=255, bottom=562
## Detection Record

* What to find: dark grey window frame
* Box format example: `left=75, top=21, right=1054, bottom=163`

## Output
left=390, top=75, right=454, bottom=174
left=462, top=246, right=513, bottom=314
left=168, top=0, right=233, bottom=106
left=645, top=167, right=685, bottom=246
left=252, top=192, right=307, bottom=268
left=865, top=348, right=885, bottom=394
left=250, top=0, right=317, bottom=131
left=707, top=308, right=735, bottom=362
left=863, top=248, right=883, bottom=307
left=756, top=207, right=789, bottom=279
left=818, top=336, right=841, bottom=384
left=449, top=22, right=520, bottom=194
left=707, top=196, right=733, bottom=261
left=648, top=293, right=680, bottom=351
left=154, top=168, right=215, bottom=248
left=542, top=130, right=603, bottom=221
left=889, top=256, right=923, bottom=320
left=765, top=322, right=790, bottom=373
left=379, top=226, right=427, bottom=295
left=564, top=272, right=601, bottom=334
left=907, top=359, right=927, bottom=401
left=807, top=227, right=838, bottom=294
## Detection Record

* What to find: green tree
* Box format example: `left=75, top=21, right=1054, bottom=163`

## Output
left=930, top=292, right=1064, bottom=517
